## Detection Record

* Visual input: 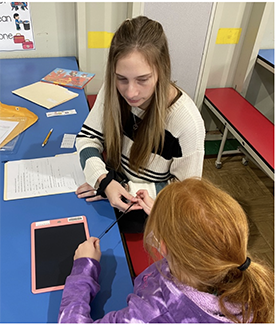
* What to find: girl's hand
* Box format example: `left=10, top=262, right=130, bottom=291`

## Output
left=136, top=189, right=154, bottom=215
left=74, top=237, right=101, bottom=262
left=75, top=182, right=106, bottom=202
left=105, top=180, right=142, bottom=212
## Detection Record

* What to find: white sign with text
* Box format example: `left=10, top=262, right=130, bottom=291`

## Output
left=0, top=2, right=35, bottom=51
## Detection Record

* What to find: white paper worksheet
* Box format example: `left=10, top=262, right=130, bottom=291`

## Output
left=0, top=119, right=19, bottom=145
left=4, top=153, right=86, bottom=200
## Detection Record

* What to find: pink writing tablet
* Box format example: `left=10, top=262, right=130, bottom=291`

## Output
left=31, top=216, right=89, bottom=294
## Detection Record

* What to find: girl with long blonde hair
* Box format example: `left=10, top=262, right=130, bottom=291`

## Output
left=75, top=16, right=205, bottom=232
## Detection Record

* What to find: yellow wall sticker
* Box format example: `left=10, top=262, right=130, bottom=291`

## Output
left=88, top=31, right=114, bottom=48
left=216, top=28, right=242, bottom=44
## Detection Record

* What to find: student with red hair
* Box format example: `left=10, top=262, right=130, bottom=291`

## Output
left=59, top=178, right=274, bottom=323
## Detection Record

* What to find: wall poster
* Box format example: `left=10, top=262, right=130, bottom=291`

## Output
left=0, top=2, right=35, bottom=52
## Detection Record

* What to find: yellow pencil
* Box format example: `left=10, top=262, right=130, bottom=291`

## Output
left=42, top=128, right=53, bottom=147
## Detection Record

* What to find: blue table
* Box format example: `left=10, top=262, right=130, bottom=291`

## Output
left=0, top=57, right=133, bottom=322
left=257, top=49, right=274, bottom=73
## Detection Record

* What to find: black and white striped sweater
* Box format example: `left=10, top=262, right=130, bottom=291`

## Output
left=76, top=85, right=205, bottom=199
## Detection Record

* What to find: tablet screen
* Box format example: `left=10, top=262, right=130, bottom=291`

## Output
left=31, top=216, right=89, bottom=294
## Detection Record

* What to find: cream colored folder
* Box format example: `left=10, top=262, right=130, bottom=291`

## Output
left=12, top=81, right=79, bottom=109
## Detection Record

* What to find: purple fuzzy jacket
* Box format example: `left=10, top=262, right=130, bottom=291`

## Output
left=58, top=258, right=244, bottom=323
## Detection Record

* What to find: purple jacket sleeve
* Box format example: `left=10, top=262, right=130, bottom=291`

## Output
left=58, top=258, right=101, bottom=323
left=58, top=258, right=165, bottom=323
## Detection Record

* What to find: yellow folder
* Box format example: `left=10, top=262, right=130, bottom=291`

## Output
left=0, top=101, right=38, bottom=148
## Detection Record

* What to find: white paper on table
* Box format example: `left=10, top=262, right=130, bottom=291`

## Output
left=0, top=119, right=19, bottom=145
left=4, top=153, right=85, bottom=200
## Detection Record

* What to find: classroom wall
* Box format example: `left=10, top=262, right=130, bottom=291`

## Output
left=260, top=2, right=274, bottom=49
left=200, top=2, right=253, bottom=132
left=144, top=2, right=213, bottom=100
left=76, top=2, right=128, bottom=94
left=245, top=2, right=274, bottom=123
left=206, top=3, right=251, bottom=89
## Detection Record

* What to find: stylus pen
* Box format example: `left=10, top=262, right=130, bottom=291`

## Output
left=98, top=202, right=135, bottom=240
left=42, top=128, right=53, bottom=147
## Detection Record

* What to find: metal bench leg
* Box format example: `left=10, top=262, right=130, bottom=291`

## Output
left=215, top=126, right=228, bottom=169
left=242, top=156, right=249, bottom=166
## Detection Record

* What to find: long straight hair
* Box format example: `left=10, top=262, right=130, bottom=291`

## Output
left=144, top=178, right=274, bottom=323
left=103, top=16, right=172, bottom=172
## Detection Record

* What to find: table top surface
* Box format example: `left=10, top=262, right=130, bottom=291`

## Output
left=205, top=87, right=274, bottom=171
left=0, top=56, right=133, bottom=323
left=258, top=49, right=274, bottom=67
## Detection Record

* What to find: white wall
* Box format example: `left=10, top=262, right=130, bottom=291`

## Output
left=144, top=2, right=213, bottom=100
left=76, top=2, right=128, bottom=94
left=245, top=2, right=274, bottom=123
left=206, top=2, right=252, bottom=89
left=260, top=2, right=274, bottom=49
left=0, top=2, right=77, bottom=59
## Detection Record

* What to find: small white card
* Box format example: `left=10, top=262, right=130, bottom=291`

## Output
left=61, top=134, right=76, bottom=148
left=46, top=109, right=77, bottom=117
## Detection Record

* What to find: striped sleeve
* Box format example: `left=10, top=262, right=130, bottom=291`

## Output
left=75, top=86, right=108, bottom=188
